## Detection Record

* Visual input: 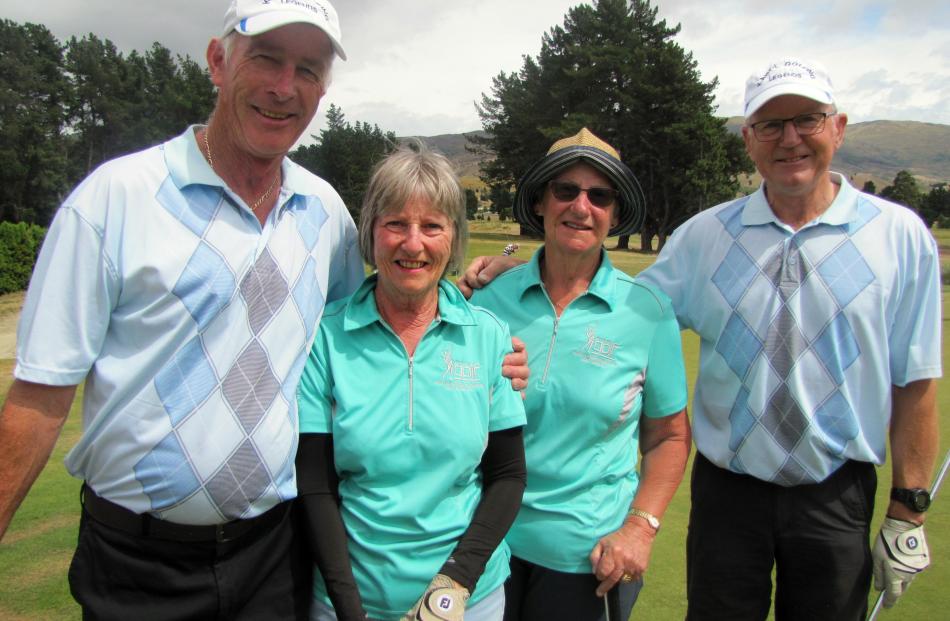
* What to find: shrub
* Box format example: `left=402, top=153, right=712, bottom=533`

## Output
left=0, top=221, right=47, bottom=294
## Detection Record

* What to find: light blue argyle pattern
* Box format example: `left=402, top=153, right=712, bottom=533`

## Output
left=134, top=188, right=329, bottom=521
left=713, top=201, right=880, bottom=484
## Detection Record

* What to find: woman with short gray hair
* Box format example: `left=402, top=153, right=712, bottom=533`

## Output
left=357, top=146, right=469, bottom=275
left=296, top=146, right=527, bottom=621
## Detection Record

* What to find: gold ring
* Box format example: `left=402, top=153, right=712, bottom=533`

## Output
left=621, top=573, right=635, bottom=583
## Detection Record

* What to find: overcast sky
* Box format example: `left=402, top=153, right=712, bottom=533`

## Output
left=3, top=0, right=949, bottom=143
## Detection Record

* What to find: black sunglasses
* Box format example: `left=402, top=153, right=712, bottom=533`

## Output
left=548, top=181, right=619, bottom=208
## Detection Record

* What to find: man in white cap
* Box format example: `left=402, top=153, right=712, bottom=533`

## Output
left=460, top=57, right=940, bottom=619
left=2, top=1, right=386, bottom=618
left=636, top=57, right=941, bottom=619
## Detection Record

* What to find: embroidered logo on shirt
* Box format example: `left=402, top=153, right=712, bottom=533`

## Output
left=437, top=350, right=484, bottom=391
left=574, top=324, right=620, bottom=367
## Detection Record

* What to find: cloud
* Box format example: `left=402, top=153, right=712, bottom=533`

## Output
left=2, top=0, right=948, bottom=134
left=655, top=0, right=950, bottom=123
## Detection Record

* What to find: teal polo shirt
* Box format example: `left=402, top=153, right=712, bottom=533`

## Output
left=298, top=275, right=526, bottom=618
left=470, top=248, right=687, bottom=573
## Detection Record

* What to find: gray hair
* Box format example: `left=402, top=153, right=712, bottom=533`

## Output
left=358, top=145, right=468, bottom=274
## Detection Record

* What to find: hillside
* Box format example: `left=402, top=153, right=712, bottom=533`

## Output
left=724, top=117, right=950, bottom=188
left=399, top=131, right=489, bottom=179
left=415, top=120, right=950, bottom=191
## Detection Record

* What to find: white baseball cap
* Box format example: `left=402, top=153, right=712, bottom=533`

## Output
left=223, top=0, right=347, bottom=60
left=744, top=57, right=834, bottom=118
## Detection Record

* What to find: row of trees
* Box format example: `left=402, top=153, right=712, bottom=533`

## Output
left=0, top=20, right=215, bottom=225
left=863, top=172, right=950, bottom=228
left=472, top=0, right=752, bottom=251
left=6, top=11, right=944, bottom=242
left=291, top=105, right=396, bottom=226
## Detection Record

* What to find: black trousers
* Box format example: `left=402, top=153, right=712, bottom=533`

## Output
left=686, top=453, right=876, bottom=621
left=68, top=498, right=312, bottom=621
left=504, top=555, right=642, bottom=621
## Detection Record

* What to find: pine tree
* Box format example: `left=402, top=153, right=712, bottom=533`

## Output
left=291, top=104, right=397, bottom=224
left=473, top=0, right=752, bottom=250
left=0, top=20, right=69, bottom=224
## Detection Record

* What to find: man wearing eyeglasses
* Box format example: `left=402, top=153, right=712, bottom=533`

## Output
left=636, top=57, right=941, bottom=620
left=459, top=56, right=941, bottom=621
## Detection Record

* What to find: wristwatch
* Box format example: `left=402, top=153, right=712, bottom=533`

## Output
left=891, top=487, right=932, bottom=513
left=628, top=508, right=661, bottom=532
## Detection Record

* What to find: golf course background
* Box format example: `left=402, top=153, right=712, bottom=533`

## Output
left=1, top=221, right=947, bottom=620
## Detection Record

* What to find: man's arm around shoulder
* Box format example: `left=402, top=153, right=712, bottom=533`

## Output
left=0, top=379, right=77, bottom=539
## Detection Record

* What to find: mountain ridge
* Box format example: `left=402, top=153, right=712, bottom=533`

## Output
left=402, top=120, right=950, bottom=190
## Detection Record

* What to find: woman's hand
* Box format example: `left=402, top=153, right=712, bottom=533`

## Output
left=401, top=574, right=469, bottom=621
left=588, top=410, right=690, bottom=595
left=589, top=519, right=656, bottom=596
left=502, top=336, right=529, bottom=394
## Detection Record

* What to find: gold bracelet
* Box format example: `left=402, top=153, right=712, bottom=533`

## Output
left=628, top=508, right=661, bottom=532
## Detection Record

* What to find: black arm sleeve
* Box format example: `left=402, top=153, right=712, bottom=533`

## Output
left=439, top=426, right=527, bottom=591
left=296, top=433, right=366, bottom=620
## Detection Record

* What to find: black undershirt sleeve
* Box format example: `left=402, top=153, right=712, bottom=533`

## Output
left=296, top=432, right=366, bottom=621
left=439, top=426, right=527, bottom=591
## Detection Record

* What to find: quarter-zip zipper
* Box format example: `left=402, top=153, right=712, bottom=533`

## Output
left=381, top=318, right=440, bottom=434
left=408, top=356, right=414, bottom=432
left=540, top=317, right=559, bottom=386
left=378, top=320, right=417, bottom=433
left=538, top=283, right=569, bottom=387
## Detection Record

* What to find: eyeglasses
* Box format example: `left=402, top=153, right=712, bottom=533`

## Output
left=548, top=181, right=619, bottom=208
left=748, top=112, right=836, bottom=142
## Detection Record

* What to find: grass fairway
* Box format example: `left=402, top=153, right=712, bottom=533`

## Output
left=0, top=222, right=947, bottom=620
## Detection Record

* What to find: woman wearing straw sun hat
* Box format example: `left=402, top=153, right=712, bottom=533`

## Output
left=469, top=128, right=691, bottom=620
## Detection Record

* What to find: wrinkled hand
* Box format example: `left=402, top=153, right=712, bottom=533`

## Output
left=872, top=517, right=930, bottom=608
left=401, top=574, right=469, bottom=621
left=589, top=521, right=655, bottom=597
left=502, top=337, right=529, bottom=394
left=456, top=255, right=523, bottom=298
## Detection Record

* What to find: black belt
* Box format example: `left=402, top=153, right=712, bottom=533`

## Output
left=80, top=484, right=289, bottom=543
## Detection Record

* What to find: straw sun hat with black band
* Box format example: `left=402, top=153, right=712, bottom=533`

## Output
left=512, top=128, right=645, bottom=238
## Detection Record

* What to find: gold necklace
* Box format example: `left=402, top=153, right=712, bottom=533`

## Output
left=203, top=128, right=280, bottom=211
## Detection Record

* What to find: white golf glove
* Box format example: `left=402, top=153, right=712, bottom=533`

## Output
left=872, top=517, right=930, bottom=608
left=401, top=574, right=469, bottom=621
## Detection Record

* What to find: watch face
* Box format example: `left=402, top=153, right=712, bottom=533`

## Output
left=912, top=490, right=932, bottom=512
left=893, top=487, right=932, bottom=513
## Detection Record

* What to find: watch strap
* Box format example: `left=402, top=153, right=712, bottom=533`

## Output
left=628, top=508, right=660, bottom=532
left=891, top=487, right=931, bottom=512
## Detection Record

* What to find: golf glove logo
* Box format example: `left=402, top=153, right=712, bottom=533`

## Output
left=402, top=574, right=469, bottom=621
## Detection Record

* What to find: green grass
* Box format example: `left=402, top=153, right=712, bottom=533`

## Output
left=0, top=221, right=947, bottom=619
left=934, top=228, right=950, bottom=286
left=0, top=358, right=84, bottom=621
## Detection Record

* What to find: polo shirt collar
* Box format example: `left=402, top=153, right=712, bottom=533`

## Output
left=165, top=125, right=305, bottom=217
left=741, top=172, right=860, bottom=228
left=166, top=126, right=218, bottom=189
left=343, top=274, right=478, bottom=332
left=516, top=247, right=618, bottom=310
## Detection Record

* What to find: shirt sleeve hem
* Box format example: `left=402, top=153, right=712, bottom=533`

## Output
left=643, top=395, right=689, bottom=419
left=487, top=414, right=527, bottom=432
left=893, top=366, right=943, bottom=387
left=298, top=420, right=332, bottom=434
left=14, top=363, right=88, bottom=386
